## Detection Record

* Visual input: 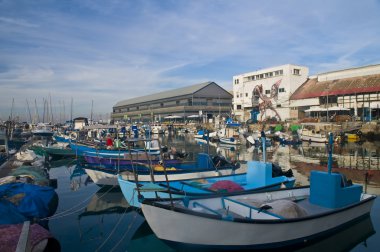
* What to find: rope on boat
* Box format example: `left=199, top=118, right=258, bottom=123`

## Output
left=40, top=185, right=116, bottom=221
left=95, top=206, right=136, bottom=252
left=109, top=210, right=141, bottom=252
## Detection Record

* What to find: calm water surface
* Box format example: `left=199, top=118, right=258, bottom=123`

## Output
left=47, top=133, right=380, bottom=251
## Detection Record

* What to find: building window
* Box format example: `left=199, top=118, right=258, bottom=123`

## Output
left=160, top=103, right=164, bottom=107
left=176, top=100, right=180, bottom=105
left=275, top=70, right=284, bottom=76
left=237, top=105, right=242, bottom=110
left=279, top=88, right=285, bottom=93
left=234, top=79, right=240, bottom=84
left=293, top=69, right=300, bottom=75
left=136, top=106, right=139, bottom=110
left=245, top=93, right=248, bottom=97
left=265, top=90, right=270, bottom=94
left=277, top=104, right=281, bottom=108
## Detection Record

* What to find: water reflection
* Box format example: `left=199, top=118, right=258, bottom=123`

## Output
left=76, top=187, right=145, bottom=250
left=295, top=215, right=375, bottom=252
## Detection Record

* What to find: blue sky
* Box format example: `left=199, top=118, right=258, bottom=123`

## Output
left=1, top=0, right=380, bottom=122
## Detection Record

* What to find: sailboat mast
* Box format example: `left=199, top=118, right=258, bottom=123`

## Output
left=49, top=94, right=53, bottom=123
left=10, top=98, right=14, bottom=121
left=70, top=97, right=73, bottom=124
left=26, top=99, right=32, bottom=123
left=34, top=99, right=40, bottom=123
left=90, top=100, right=93, bottom=124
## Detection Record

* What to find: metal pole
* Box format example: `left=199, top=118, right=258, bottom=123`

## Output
left=156, top=137, right=174, bottom=209
left=327, top=132, right=334, bottom=174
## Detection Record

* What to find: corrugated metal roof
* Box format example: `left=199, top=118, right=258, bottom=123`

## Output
left=114, top=81, right=214, bottom=107
left=290, top=74, right=380, bottom=100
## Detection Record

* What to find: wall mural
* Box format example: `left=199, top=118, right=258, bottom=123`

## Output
left=253, top=79, right=282, bottom=121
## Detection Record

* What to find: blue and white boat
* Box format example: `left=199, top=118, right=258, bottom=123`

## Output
left=69, top=139, right=160, bottom=157
left=84, top=153, right=241, bottom=187
left=32, top=123, right=54, bottom=137
left=140, top=133, right=376, bottom=250
left=118, top=160, right=295, bottom=207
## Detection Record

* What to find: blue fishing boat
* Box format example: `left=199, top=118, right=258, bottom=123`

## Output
left=118, top=160, right=295, bottom=207
left=69, top=139, right=161, bottom=157
left=140, top=133, right=376, bottom=250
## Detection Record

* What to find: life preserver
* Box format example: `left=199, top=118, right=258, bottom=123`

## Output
left=70, top=132, right=77, bottom=140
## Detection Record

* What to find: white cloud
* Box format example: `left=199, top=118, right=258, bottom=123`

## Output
left=1, top=0, right=380, bottom=120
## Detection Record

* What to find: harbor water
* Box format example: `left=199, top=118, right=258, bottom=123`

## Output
left=46, top=133, right=380, bottom=251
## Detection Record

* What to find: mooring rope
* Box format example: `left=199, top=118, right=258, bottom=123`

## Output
left=110, top=210, right=141, bottom=252
left=95, top=206, right=131, bottom=252
left=41, top=185, right=116, bottom=221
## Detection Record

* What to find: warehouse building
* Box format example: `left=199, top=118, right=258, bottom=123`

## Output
left=290, top=64, right=380, bottom=122
left=111, top=82, right=233, bottom=123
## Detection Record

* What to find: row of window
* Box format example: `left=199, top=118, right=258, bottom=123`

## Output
left=244, top=70, right=284, bottom=82
left=114, top=99, right=231, bottom=113
left=235, top=88, right=286, bottom=98
left=234, top=68, right=301, bottom=84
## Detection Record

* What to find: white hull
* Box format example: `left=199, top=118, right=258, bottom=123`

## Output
left=300, top=134, right=327, bottom=143
left=142, top=188, right=375, bottom=249
left=32, top=129, right=54, bottom=137
left=219, top=137, right=241, bottom=145
left=86, top=167, right=241, bottom=186
left=84, top=169, right=119, bottom=186
left=120, top=168, right=241, bottom=182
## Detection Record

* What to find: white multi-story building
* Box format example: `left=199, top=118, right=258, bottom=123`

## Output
left=233, top=64, right=309, bottom=122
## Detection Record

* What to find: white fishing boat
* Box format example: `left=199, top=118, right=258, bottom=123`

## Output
left=298, top=123, right=341, bottom=143
left=141, top=134, right=376, bottom=250
left=32, top=123, right=54, bottom=137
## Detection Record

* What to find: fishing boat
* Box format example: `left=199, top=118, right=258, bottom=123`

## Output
left=140, top=133, right=376, bottom=250
left=217, top=123, right=241, bottom=145
left=118, top=160, right=295, bottom=208
left=31, top=123, right=54, bottom=137
left=218, top=137, right=241, bottom=145
left=298, top=123, right=341, bottom=143
left=83, top=153, right=184, bottom=169
left=83, top=153, right=241, bottom=187
left=44, top=146, right=76, bottom=159
left=69, top=139, right=161, bottom=157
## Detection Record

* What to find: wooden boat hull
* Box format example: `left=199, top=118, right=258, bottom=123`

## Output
left=141, top=187, right=375, bottom=250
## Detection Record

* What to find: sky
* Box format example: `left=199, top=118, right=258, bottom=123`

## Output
left=1, top=0, right=380, bottom=122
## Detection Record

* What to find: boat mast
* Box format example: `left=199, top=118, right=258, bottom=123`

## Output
left=9, top=98, right=14, bottom=121
left=34, top=99, right=40, bottom=123
left=49, top=93, right=53, bottom=124
left=90, top=100, right=93, bottom=124
left=70, top=97, right=73, bottom=127
left=26, top=99, right=32, bottom=123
